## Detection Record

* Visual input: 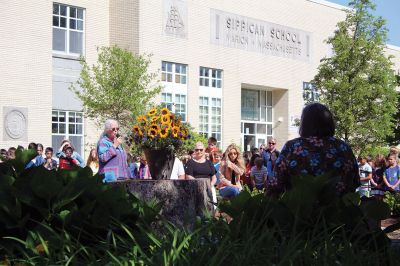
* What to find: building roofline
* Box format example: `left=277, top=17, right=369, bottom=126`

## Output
left=386, top=44, right=400, bottom=52
left=307, top=0, right=350, bottom=11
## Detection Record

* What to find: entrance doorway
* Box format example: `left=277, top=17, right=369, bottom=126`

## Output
left=241, top=89, right=273, bottom=152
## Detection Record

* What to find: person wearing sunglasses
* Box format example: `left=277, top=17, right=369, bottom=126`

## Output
left=261, top=137, right=280, bottom=180
left=218, top=143, right=245, bottom=198
left=185, top=142, right=216, bottom=182
left=97, top=119, right=131, bottom=182
left=185, top=142, right=217, bottom=207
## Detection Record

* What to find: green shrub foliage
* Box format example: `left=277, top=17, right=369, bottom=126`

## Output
left=0, top=149, right=159, bottom=264
left=1, top=150, right=399, bottom=265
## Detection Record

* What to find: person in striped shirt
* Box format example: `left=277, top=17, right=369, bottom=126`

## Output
left=250, top=157, right=268, bottom=191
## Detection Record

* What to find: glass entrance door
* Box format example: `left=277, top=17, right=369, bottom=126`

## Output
left=241, top=89, right=273, bottom=152
left=241, top=122, right=268, bottom=152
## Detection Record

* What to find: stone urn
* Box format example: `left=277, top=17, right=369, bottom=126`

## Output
left=143, top=148, right=175, bottom=180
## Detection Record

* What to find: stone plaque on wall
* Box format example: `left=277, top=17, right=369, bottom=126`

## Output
left=163, top=0, right=187, bottom=38
left=3, top=107, right=28, bottom=141
left=210, top=9, right=312, bottom=62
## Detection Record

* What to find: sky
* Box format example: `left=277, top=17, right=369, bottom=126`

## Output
left=327, top=0, right=400, bottom=47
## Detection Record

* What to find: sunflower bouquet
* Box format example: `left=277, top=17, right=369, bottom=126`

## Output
left=129, top=106, right=190, bottom=152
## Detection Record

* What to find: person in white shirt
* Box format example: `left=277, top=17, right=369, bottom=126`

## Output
left=170, top=157, right=185, bottom=179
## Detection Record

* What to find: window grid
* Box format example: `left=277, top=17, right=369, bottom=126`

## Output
left=211, top=98, right=222, bottom=146
left=174, top=94, right=187, bottom=122
left=161, top=93, right=173, bottom=110
left=52, top=110, right=84, bottom=156
left=161, top=61, right=187, bottom=84
left=199, top=97, right=209, bottom=137
left=52, top=110, right=83, bottom=136
left=199, top=97, right=222, bottom=147
left=52, top=3, right=84, bottom=55
left=303, top=82, right=319, bottom=103
left=199, top=67, right=222, bottom=88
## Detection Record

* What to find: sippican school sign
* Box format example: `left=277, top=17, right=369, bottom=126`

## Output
left=210, top=9, right=312, bottom=62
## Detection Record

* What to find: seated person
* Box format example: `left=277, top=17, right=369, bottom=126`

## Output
left=251, top=157, right=268, bottom=190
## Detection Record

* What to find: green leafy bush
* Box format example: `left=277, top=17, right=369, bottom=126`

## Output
left=383, top=191, right=400, bottom=216
left=0, top=149, right=160, bottom=264
left=1, top=150, right=399, bottom=265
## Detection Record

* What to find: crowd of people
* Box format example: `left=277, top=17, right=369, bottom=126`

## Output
left=1, top=104, right=399, bottom=203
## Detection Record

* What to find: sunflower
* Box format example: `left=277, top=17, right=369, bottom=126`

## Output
left=137, top=115, right=148, bottom=124
left=159, top=127, right=169, bottom=138
left=160, top=107, right=171, bottom=116
left=132, top=125, right=143, bottom=136
left=161, top=115, right=171, bottom=125
left=151, top=115, right=160, bottom=123
left=148, top=108, right=157, bottom=116
left=150, top=123, right=160, bottom=132
left=180, top=128, right=188, bottom=138
left=171, top=126, right=180, bottom=138
left=148, top=128, right=158, bottom=138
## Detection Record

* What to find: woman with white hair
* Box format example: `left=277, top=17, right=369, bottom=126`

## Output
left=97, top=119, right=130, bottom=182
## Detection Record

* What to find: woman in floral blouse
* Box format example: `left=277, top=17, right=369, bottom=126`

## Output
left=268, top=103, right=359, bottom=196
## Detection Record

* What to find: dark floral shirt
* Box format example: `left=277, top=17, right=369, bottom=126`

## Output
left=268, top=136, right=360, bottom=195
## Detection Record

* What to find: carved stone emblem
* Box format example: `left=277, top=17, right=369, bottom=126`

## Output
left=165, top=6, right=185, bottom=35
left=4, top=109, right=27, bottom=139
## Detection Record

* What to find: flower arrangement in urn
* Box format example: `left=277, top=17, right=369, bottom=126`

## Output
left=129, top=106, right=190, bottom=179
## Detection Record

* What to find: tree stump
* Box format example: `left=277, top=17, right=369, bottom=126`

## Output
left=118, top=179, right=214, bottom=229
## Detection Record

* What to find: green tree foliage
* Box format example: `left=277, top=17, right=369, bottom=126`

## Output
left=180, top=126, right=208, bottom=156
left=71, top=46, right=161, bottom=130
left=313, top=0, right=398, bottom=153
left=386, top=81, right=400, bottom=146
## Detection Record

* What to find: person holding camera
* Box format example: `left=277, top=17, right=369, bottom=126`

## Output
left=56, top=140, right=85, bottom=167
left=97, top=119, right=130, bottom=182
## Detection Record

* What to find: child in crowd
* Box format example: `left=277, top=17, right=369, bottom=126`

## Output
left=383, top=154, right=400, bottom=192
left=0, top=149, right=7, bottom=162
left=43, top=147, right=58, bottom=170
left=250, top=157, right=268, bottom=191
left=7, top=147, right=16, bottom=160
left=25, top=143, right=45, bottom=169
left=370, top=155, right=386, bottom=200
left=59, top=146, right=80, bottom=169
left=213, top=152, right=222, bottom=186
left=357, top=156, right=373, bottom=198
left=206, top=137, right=219, bottom=164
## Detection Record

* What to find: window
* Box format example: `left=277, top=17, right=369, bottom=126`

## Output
left=303, top=82, right=319, bottom=103
left=175, top=94, right=187, bottom=122
left=199, top=67, right=222, bottom=88
left=160, top=93, right=187, bottom=122
left=161, top=93, right=173, bottom=110
left=199, top=97, right=222, bottom=147
left=161, top=61, right=187, bottom=84
left=52, top=110, right=84, bottom=155
left=53, top=3, right=84, bottom=55
left=199, top=97, right=209, bottom=136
